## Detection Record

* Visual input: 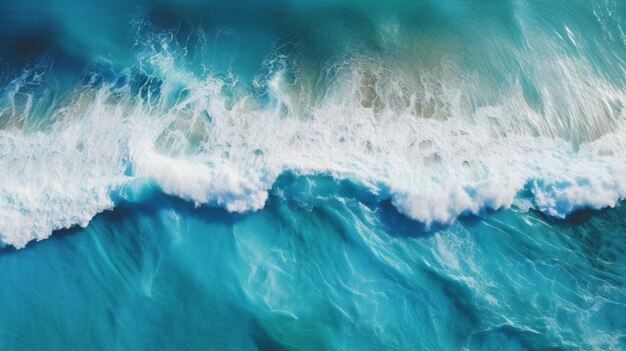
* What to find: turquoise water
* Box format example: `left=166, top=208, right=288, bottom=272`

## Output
left=1, top=0, right=625, bottom=350
left=1, top=176, right=625, bottom=349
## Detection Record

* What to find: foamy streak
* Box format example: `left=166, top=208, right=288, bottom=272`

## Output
left=0, top=54, right=624, bottom=248
left=0, top=118, right=125, bottom=248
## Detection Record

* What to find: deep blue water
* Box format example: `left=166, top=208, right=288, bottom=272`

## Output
left=1, top=0, right=625, bottom=350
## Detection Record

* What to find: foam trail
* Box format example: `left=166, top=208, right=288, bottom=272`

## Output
left=0, top=55, right=624, bottom=248
left=0, top=1, right=625, bottom=248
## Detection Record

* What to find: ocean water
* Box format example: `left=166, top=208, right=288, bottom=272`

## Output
left=0, top=0, right=625, bottom=349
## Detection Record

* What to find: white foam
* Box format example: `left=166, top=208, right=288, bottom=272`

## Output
left=0, top=113, right=127, bottom=248
left=132, top=150, right=272, bottom=212
left=0, top=52, right=624, bottom=248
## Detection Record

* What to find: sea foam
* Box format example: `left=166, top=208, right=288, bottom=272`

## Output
left=0, top=48, right=624, bottom=248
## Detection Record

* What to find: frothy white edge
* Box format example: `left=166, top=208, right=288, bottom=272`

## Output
left=0, top=53, right=624, bottom=249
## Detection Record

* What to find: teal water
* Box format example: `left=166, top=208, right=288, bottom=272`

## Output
left=1, top=176, right=625, bottom=349
left=1, top=0, right=625, bottom=350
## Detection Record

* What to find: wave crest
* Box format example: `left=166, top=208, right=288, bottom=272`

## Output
left=0, top=32, right=625, bottom=248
